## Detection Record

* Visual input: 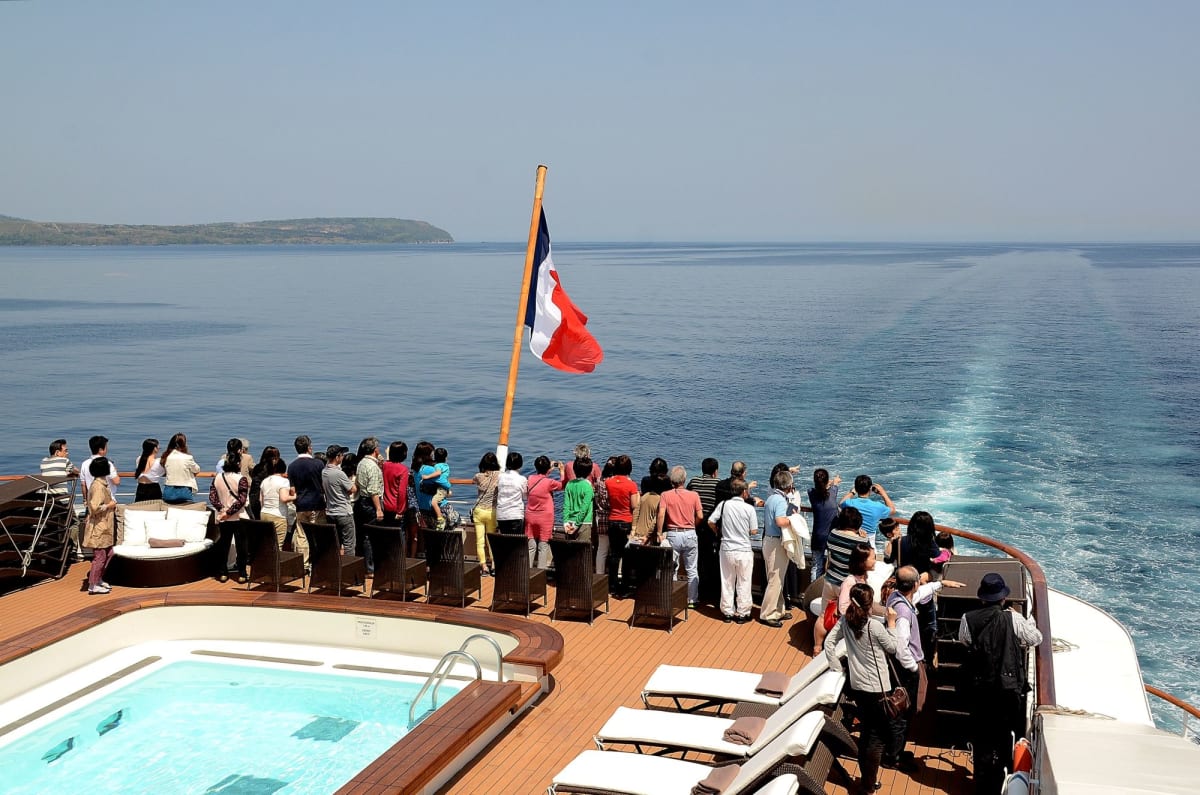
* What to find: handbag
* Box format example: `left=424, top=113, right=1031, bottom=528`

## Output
left=872, top=627, right=911, bottom=719
left=419, top=479, right=440, bottom=495
left=822, top=599, right=839, bottom=631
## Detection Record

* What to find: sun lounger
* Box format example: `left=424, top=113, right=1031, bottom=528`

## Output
left=596, top=671, right=844, bottom=759
left=640, top=654, right=830, bottom=714
left=549, top=715, right=828, bottom=795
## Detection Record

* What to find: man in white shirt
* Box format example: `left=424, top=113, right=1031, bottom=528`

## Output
left=707, top=478, right=759, bottom=623
left=80, top=435, right=120, bottom=496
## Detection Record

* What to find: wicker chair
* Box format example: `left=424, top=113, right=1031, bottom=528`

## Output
left=424, top=528, right=481, bottom=607
left=548, top=538, right=608, bottom=624
left=628, top=543, right=688, bottom=632
left=241, top=518, right=306, bottom=592
left=300, top=521, right=366, bottom=596
left=364, top=522, right=425, bottom=600
left=486, top=532, right=547, bottom=616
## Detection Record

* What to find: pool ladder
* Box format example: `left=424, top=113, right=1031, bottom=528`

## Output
left=408, top=634, right=504, bottom=727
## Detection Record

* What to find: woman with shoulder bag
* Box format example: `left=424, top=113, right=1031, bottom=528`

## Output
left=825, top=583, right=903, bottom=795
left=209, top=440, right=251, bottom=583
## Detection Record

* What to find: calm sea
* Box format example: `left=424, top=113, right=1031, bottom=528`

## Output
left=2, top=242, right=1198, bottom=716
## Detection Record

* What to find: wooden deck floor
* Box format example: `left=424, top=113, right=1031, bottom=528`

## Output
left=0, top=563, right=972, bottom=794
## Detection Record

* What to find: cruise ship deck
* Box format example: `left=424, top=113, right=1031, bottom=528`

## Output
left=0, top=562, right=972, bottom=794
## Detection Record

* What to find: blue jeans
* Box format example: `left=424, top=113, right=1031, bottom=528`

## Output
left=329, top=513, right=356, bottom=556
left=665, top=529, right=699, bottom=603
left=162, top=485, right=193, bottom=504
left=811, top=548, right=827, bottom=582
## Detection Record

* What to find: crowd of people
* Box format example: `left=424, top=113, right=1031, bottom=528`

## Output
left=39, top=433, right=1043, bottom=794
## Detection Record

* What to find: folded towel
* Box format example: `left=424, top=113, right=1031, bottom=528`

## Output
left=691, top=763, right=740, bottom=795
left=722, top=716, right=766, bottom=746
left=754, top=671, right=788, bottom=697
left=148, top=537, right=186, bottom=548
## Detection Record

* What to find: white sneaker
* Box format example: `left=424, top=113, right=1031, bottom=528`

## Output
left=88, top=584, right=111, bottom=595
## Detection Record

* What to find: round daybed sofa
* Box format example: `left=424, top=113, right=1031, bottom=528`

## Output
left=105, top=500, right=218, bottom=587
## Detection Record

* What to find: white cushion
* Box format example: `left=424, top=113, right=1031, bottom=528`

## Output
left=169, top=508, right=210, bottom=543
left=122, top=510, right=166, bottom=546
left=143, top=516, right=177, bottom=543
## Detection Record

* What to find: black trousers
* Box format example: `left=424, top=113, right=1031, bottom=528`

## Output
left=969, top=688, right=1026, bottom=795
left=607, top=520, right=632, bottom=592
left=353, top=498, right=378, bottom=571
left=696, top=521, right=720, bottom=605
left=848, top=686, right=889, bottom=791
left=885, top=665, right=921, bottom=763
left=214, top=520, right=249, bottom=577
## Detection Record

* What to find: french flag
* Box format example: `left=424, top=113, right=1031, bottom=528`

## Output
left=524, top=209, right=603, bottom=373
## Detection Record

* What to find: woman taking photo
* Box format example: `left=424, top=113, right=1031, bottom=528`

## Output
left=808, top=468, right=842, bottom=579
left=825, top=583, right=901, bottom=794
left=161, top=432, right=200, bottom=505
left=209, top=438, right=251, bottom=583
left=133, top=438, right=164, bottom=502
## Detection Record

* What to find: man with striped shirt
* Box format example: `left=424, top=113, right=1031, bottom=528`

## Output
left=40, top=439, right=81, bottom=557
left=687, top=457, right=721, bottom=606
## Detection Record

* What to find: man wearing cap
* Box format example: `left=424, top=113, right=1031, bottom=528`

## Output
left=322, top=445, right=358, bottom=555
left=957, top=573, right=1043, bottom=795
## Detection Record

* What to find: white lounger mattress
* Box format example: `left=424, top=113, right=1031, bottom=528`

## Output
left=597, top=707, right=825, bottom=758
left=641, top=654, right=828, bottom=706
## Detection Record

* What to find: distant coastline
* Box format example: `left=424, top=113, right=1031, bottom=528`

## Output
left=0, top=216, right=453, bottom=246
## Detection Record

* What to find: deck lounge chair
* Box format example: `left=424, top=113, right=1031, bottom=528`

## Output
left=641, top=653, right=830, bottom=714
left=595, top=670, right=844, bottom=759
left=487, top=531, right=547, bottom=615
left=364, top=522, right=425, bottom=600
left=424, top=527, right=481, bottom=607
left=549, top=713, right=830, bottom=795
left=300, top=521, right=367, bottom=596
left=548, top=538, right=608, bottom=624
left=242, top=519, right=306, bottom=592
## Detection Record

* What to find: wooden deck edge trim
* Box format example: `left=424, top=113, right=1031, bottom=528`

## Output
left=0, top=591, right=565, bottom=676
left=334, top=680, right=523, bottom=794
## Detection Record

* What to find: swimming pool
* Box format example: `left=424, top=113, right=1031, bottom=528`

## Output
left=1, top=657, right=462, bottom=794
left=0, top=595, right=564, bottom=794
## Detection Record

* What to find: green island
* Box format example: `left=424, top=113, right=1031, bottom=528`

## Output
left=0, top=215, right=453, bottom=245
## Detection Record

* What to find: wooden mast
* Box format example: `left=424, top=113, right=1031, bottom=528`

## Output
left=496, top=164, right=548, bottom=463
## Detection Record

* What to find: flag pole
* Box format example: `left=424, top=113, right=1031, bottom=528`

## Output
left=496, top=164, right=548, bottom=464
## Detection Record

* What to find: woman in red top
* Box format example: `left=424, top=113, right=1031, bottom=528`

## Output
left=381, top=441, right=419, bottom=555
left=603, top=454, right=641, bottom=595
left=525, top=455, right=564, bottom=568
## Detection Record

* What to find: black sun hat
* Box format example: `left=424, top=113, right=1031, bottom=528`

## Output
left=977, top=572, right=1011, bottom=603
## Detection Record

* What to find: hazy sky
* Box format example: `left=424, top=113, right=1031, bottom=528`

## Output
left=3, top=2, right=1197, bottom=241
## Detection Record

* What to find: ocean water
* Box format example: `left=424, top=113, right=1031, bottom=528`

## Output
left=1, top=242, right=1198, bottom=720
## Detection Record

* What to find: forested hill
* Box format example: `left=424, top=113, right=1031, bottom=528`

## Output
left=0, top=217, right=454, bottom=245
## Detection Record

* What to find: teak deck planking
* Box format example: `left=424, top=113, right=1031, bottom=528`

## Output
left=0, top=562, right=972, bottom=794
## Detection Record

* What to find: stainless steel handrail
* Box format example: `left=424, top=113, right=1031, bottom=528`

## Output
left=459, top=633, right=504, bottom=682
left=408, top=649, right=482, bottom=727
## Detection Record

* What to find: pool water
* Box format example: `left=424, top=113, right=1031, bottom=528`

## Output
left=0, top=659, right=461, bottom=794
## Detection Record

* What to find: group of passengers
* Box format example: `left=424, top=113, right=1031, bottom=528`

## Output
left=41, top=433, right=1042, bottom=793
